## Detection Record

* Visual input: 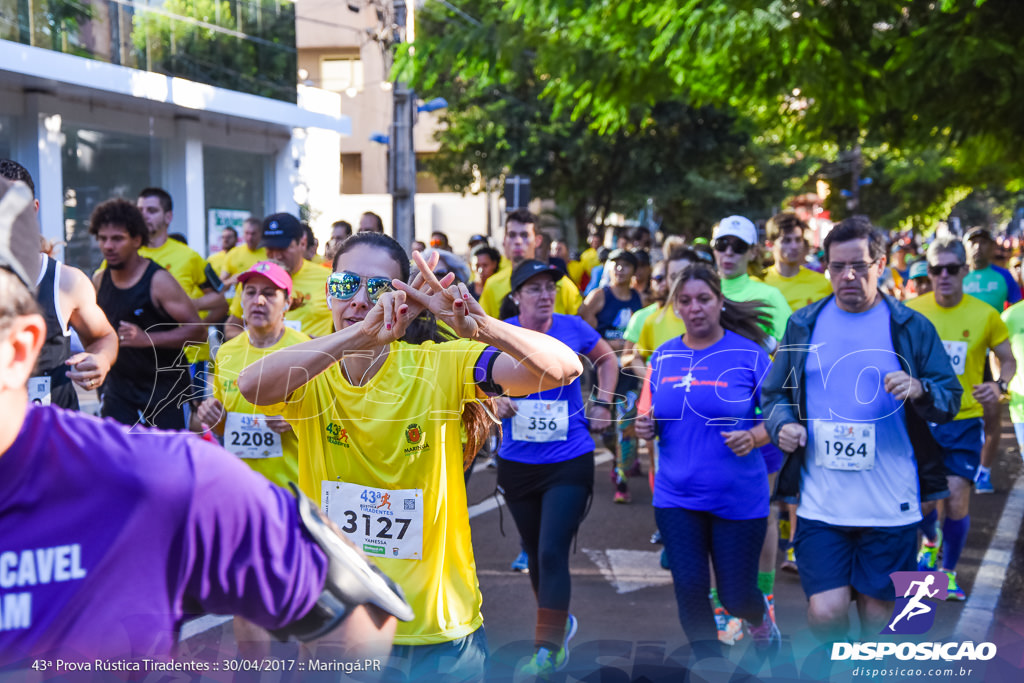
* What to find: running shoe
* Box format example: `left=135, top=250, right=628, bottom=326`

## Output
left=944, top=570, right=966, bottom=601
left=781, top=546, right=798, bottom=573
left=765, top=593, right=776, bottom=625
left=974, top=469, right=994, bottom=494
left=916, top=528, right=943, bottom=572
left=650, top=529, right=663, bottom=545
left=511, top=550, right=529, bottom=573
left=714, top=607, right=744, bottom=646
left=613, top=490, right=631, bottom=504
left=520, top=615, right=578, bottom=678
left=747, top=596, right=781, bottom=655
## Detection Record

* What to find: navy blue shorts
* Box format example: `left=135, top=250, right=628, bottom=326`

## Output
left=929, top=417, right=983, bottom=482
left=794, top=517, right=917, bottom=601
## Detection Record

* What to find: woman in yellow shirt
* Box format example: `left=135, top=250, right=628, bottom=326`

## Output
left=238, top=233, right=583, bottom=681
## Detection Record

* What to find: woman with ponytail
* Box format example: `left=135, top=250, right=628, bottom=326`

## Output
left=636, top=263, right=781, bottom=657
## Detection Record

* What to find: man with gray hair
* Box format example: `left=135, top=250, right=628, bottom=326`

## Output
left=905, top=234, right=1015, bottom=600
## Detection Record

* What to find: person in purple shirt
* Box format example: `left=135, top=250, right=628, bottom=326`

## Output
left=0, top=177, right=410, bottom=669
left=636, top=263, right=780, bottom=659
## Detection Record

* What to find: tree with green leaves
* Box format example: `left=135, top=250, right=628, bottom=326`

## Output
left=504, top=0, right=1024, bottom=227
left=402, top=0, right=810, bottom=238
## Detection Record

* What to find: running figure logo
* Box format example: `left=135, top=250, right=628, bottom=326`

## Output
left=883, top=571, right=947, bottom=635
left=376, top=493, right=392, bottom=511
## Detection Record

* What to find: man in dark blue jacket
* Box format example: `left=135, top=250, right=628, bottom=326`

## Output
left=762, top=216, right=961, bottom=642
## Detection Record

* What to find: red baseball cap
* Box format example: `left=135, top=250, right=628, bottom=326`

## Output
left=237, top=260, right=292, bottom=297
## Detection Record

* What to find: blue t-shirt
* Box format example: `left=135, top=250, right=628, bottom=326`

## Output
left=499, top=314, right=599, bottom=464
left=644, top=330, right=770, bottom=519
left=800, top=299, right=921, bottom=526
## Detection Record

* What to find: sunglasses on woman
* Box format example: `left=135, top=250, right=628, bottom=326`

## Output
left=327, top=271, right=393, bottom=304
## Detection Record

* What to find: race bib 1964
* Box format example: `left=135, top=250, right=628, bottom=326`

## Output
left=813, top=422, right=876, bottom=471
left=321, top=482, right=424, bottom=560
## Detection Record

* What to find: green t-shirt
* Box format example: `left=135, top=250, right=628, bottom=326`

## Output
left=1002, top=302, right=1024, bottom=423
left=964, top=266, right=1008, bottom=311
left=721, top=274, right=792, bottom=341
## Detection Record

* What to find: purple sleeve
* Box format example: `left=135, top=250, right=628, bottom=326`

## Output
left=473, top=345, right=503, bottom=396
left=177, top=440, right=328, bottom=630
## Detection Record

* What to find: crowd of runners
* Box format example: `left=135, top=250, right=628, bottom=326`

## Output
left=1, top=154, right=1023, bottom=680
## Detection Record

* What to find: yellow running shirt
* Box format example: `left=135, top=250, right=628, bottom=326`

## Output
left=636, top=305, right=686, bottom=359
left=224, top=244, right=268, bottom=277
left=138, top=239, right=211, bottom=362
left=230, top=260, right=332, bottom=337
left=907, top=293, right=1008, bottom=420
left=207, top=250, right=229, bottom=279
left=275, top=339, right=486, bottom=645
left=762, top=265, right=833, bottom=312
left=212, top=327, right=310, bottom=489
left=479, top=267, right=582, bottom=318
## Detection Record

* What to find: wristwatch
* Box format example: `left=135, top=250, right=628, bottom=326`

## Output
left=996, top=378, right=1010, bottom=396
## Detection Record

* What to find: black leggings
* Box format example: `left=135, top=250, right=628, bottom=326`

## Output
left=499, top=453, right=593, bottom=610
left=506, top=485, right=590, bottom=610
left=655, top=506, right=767, bottom=648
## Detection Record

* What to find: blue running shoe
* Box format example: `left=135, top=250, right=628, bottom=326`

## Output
left=974, top=469, right=994, bottom=494
left=511, top=550, right=529, bottom=573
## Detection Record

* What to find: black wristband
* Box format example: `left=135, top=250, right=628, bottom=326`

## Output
left=590, top=397, right=615, bottom=408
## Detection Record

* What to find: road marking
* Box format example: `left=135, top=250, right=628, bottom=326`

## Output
left=955, top=465, right=1024, bottom=639
left=582, top=548, right=674, bottom=594
left=181, top=450, right=616, bottom=640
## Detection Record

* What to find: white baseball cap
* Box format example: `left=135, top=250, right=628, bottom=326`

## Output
left=713, top=215, right=758, bottom=246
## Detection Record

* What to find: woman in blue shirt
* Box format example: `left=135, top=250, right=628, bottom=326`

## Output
left=636, top=263, right=780, bottom=657
left=494, top=260, right=617, bottom=676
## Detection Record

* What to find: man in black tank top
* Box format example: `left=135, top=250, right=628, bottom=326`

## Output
left=89, top=199, right=206, bottom=430
left=0, top=158, right=119, bottom=410
left=30, top=254, right=119, bottom=410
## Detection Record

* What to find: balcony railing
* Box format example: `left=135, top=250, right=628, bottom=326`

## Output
left=0, top=0, right=297, bottom=102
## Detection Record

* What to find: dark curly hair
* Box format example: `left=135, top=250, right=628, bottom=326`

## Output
left=88, top=198, right=149, bottom=246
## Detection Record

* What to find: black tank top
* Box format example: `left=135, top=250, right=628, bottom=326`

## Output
left=97, top=260, right=190, bottom=408
left=595, top=286, right=643, bottom=341
left=31, top=256, right=78, bottom=410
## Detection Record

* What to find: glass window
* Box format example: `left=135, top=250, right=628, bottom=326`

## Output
left=0, top=116, right=13, bottom=159
left=203, top=145, right=268, bottom=251
left=61, top=125, right=162, bottom=274
left=321, top=57, right=364, bottom=93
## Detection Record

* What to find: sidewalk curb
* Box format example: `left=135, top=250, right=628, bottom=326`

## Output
left=955, top=466, right=1024, bottom=640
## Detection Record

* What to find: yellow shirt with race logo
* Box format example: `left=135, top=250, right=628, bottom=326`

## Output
left=907, top=292, right=1008, bottom=420
left=636, top=304, right=686, bottom=359
left=212, top=327, right=310, bottom=489
left=274, top=339, right=486, bottom=645
left=230, top=260, right=332, bottom=337
left=224, top=244, right=268, bottom=277
left=763, top=265, right=833, bottom=312
left=479, top=266, right=582, bottom=318
left=139, top=239, right=211, bottom=362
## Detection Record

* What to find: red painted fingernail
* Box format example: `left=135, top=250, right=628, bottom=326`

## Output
left=386, top=323, right=391, bottom=330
